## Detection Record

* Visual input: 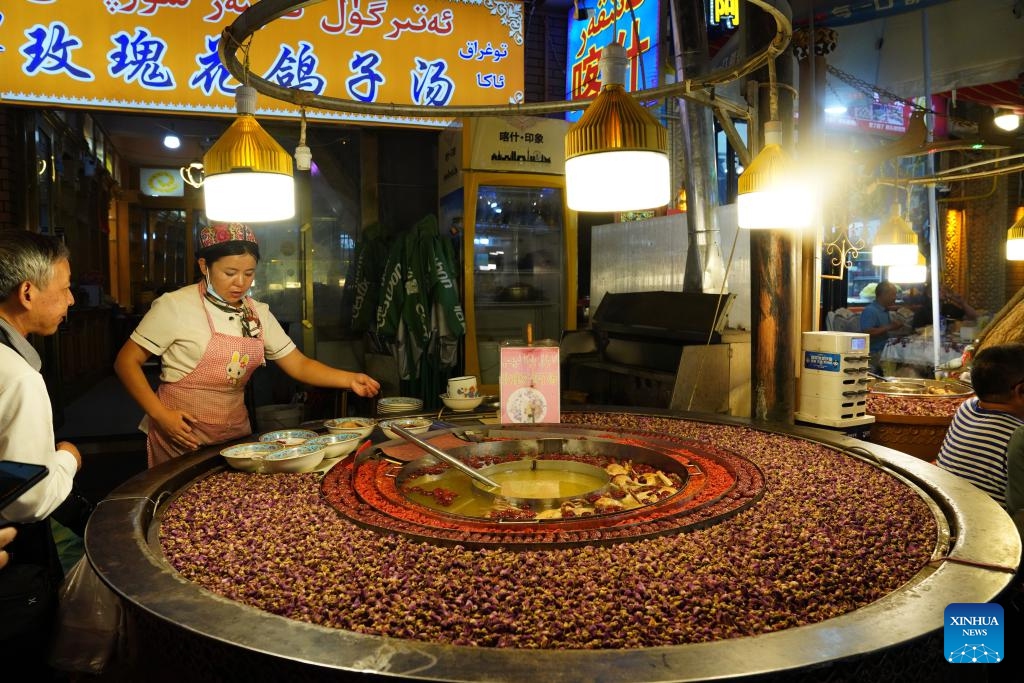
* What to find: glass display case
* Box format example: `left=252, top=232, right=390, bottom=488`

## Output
left=454, top=174, right=576, bottom=392
left=473, top=184, right=563, bottom=339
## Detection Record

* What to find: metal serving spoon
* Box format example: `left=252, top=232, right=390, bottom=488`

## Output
left=390, top=424, right=500, bottom=490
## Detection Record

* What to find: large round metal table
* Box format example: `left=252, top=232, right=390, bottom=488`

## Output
left=86, top=410, right=1020, bottom=682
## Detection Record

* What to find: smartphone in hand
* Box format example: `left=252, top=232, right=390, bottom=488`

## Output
left=0, top=461, right=50, bottom=513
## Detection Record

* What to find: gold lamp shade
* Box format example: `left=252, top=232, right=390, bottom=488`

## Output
left=1007, top=213, right=1024, bottom=261
left=736, top=121, right=814, bottom=230
left=564, top=43, right=669, bottom=212
left=872, top=203, right=919, bottom=266
left=203, top=86, right=295, bottom=222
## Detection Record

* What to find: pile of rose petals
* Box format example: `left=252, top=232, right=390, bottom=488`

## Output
left=160, top=415, right=937, bottom=650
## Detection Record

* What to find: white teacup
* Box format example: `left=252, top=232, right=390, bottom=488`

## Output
left=447, top=375, right=478, bottom=398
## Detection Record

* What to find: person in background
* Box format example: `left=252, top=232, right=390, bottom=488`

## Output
left=114, top=223, right=381, bottom=467
left=910, top=284, right=978, bottom=330
left=937, top=342, right=1024, bottom=507
left=859, top=280, right=905, bottom=374
left=0, top=229, right=82, bottom=675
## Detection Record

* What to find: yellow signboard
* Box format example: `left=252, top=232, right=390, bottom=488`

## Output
left=0, top=0, right=524, bottom=126
left=466, top=116, right=568, bottom=174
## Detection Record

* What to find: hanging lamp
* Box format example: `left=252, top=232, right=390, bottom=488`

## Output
left=736, top=56, right=813, bottom=230
left=872, top=203, right=919, bottom=266
left=203, top=84, right=295, bottom=222
left=887, top=252, right=927, bottom=283
left=736, top=121, right=814, bottom=229
left=162, top=127, right=181, bottom=150
left=564, top=42, right=670, bottom=212
left=1007, top=212, right=1024, bottom=261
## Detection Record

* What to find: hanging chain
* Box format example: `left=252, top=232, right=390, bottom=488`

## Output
left=826, top=64, right=978, bottom=129
left=826, top=64, right=926, bottom=111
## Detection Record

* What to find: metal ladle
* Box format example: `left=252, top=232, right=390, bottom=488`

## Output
left=390, top=424, right=500, bottom=490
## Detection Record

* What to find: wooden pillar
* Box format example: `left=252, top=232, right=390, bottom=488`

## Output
left=746, top=3, right=797, bottom=424
left=752, top=230, right=796, bottom=420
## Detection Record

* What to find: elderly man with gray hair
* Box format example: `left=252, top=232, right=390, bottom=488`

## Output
left=0, top=229, right=82, bottom=675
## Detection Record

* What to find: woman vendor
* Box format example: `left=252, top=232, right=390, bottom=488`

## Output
left=114, top=223, right=380, bottom=467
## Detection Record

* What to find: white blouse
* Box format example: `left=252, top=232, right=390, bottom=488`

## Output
left=130, top=284, right=296, bottom=383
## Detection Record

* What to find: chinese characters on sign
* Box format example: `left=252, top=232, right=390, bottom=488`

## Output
left=467, top=117, right=569, bottom=174
left=565, top=0, right=660, bottom=123
left=1, top=0, right=525, bottom=125
left=709, top=0, right=740, bottom=29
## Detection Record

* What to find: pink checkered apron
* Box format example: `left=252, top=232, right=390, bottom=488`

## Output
left=147, top=286, right=264, bottom=467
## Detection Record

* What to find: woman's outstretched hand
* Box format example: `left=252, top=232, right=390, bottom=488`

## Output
left=349, top=373, right=381, bottom=398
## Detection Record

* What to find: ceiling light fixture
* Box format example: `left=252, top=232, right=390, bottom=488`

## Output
left=872, top=203, right=919, bottom=266
left=993, top=108, right=1021, bottom=132
left=163, top=131, right=181, bottom=149
left=202, top=84, right=295, bottom=222
left=564, top=42, right=670, bottom=212
left=737, top=58, right=813, bottom=230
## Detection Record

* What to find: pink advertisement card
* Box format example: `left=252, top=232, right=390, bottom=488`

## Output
left=499, top=346, right=561, bottom=424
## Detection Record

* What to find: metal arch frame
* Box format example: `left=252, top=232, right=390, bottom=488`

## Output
left=216, top=0, right=792, bottom=157
left=85, top=412, right=1021, bottom=682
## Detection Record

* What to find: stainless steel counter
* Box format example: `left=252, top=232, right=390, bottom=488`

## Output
left=86, top=410, right=1020, bottom=682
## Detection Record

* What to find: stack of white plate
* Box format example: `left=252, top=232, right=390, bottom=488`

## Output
left=377, top=396, right=423, bottom=415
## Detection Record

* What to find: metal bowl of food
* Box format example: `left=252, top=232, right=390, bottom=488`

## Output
left=379, top=417, right=433, bottom=440
left=869, top=378, right=973, bottom=397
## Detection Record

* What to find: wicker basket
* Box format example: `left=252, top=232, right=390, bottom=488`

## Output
left=867, top=413, right=952, bottom=462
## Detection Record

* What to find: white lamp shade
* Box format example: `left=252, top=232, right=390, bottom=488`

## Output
left=1008, top=213, right=1024, bottom=260
left=565, top=151, right=670, bottom=212
left=872, top=243, right=919, bottom=267
left=736, top=185, right=814, bottom=230
left=994, top=110, right=1021, bottom=132
left=871, top=204, right=918, bottom=266
left=887, top=256, right=927, bottom=283
left=736, top=124, right=814, bottom=230
left=203, top=171, right=295, bottom=222
left=1008, top=238, right=1024, bottom=260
